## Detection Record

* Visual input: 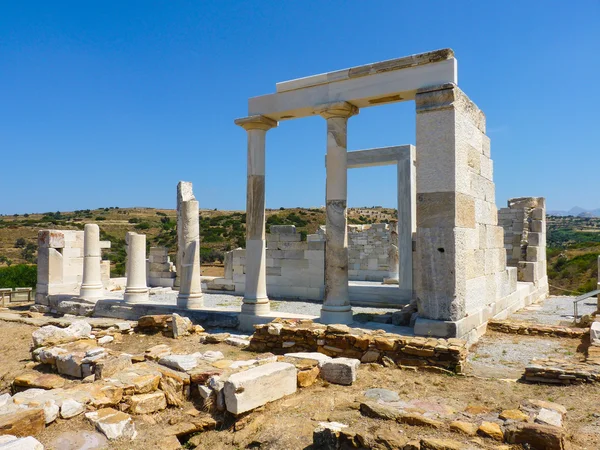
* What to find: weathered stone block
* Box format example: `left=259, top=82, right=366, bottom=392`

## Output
left=223, top=362, right=297, bottom=415
left=320, top=358, right=360, bottom=385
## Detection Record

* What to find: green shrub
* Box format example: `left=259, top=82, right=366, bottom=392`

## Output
left=135, top=222, right=151, bottom=231
left=0, top=264, right=37, bottom=288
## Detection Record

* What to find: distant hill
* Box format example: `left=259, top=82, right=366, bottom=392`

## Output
left=548, top=206, right=600, bottom=218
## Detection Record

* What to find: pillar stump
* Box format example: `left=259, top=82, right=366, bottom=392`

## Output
left=317, top=102, right=358, bottom=325
left=177, top=199, right=203, bottom=309
left=124, top=232, right=149, bottom=304
left=79, top=224, right=104, bottom=302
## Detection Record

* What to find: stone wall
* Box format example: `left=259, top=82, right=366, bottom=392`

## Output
left=347, top=224, right=393, bottom=281
left=147, top=247, right=176, bottom=288
left=249, top=319, right=468, bottom=373
left=36, top=229, right=110, bottom=304
left=207, top=225, right=326, bottom=299
left=498, top=197, right=548, bottom=290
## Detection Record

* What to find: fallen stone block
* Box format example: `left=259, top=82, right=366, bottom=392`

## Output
left=320, top=358, right=360, bottom=385
left=145, top=344, right=172, bottom=361
left=477, top=421, right=503, bottom=441
left=312, top=422, right=349, bottom=449
left=137, top=315, right=171, bottom=330
left=360, top=402, right=402, bottom=421
left=95, top=355, right=133, bottom=380
left=224, top=362, right=297, bottom=415
left=32, top=321, right=92, bottom=348
left=297, top=366, right=320, bottom=387
left=160, top=375, right=184, bottom=406
left=504, top=423, right=566, bottom=450
left=12, top=372, right=66, bottom=390
left=0, top=408, right=45, bottom=437
left=164, top=416, right=217, bottom=437
left=85, top=408, right=137, bottom=440
left=171, top=313, right=192, bottom=338
left=129, top=392, right=167, bottom=415
left=535, top=408, right=563, bottom=428
left=224, top=337, right=250, bottom=348
left=56, top=353, right=84, bottom=378
left=284, top=352, right=332, bottom=367
left=0, top=436, right=44, bottom=450
left=159, top=355, right=198, bottom=372
left=60, top=399, right=85, bottom=419
left=97, top=336, right=114, bottom=345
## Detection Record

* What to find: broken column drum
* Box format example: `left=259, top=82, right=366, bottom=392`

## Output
left=79, top=223, right=104, bottom=302
left=177, top=199, right=203, bottom=309
left=124, top=232, right=149, bottom=303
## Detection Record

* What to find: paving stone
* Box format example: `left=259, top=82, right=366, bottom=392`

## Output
left=224, top=362, right=297, bottom=415
left=85, top=408, right=137, bottom=440
left=320, top=358, right=360, bottom=385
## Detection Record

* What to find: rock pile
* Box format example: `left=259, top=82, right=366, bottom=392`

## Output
left=488, top=319, right=588, bottom=338
left=524, top=357, right=600, bottom=384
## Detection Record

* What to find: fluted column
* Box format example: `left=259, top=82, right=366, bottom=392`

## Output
left=317, top=102, right=358, bottom=324
left=177, top=199, right=203, bottom=309
left=124, top=232, right=149, bottom=303
left=79, top=224, right=104, bottom=302
left=234, top=115, right=278, bottom=316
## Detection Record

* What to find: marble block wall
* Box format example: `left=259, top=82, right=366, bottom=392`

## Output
left=147, top=246, right=176, bottom=288
left=36, top=229, right=111, bottom=304
left=347, top=224, right=393, bottom=281
left=499, top=197, right=548, bottom=291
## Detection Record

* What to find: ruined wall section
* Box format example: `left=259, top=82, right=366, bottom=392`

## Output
left=36, top=229, right=111, bottom=305
left=499, top=197, right=548, bottom=291
left=347, top=224, right=393, bottom=281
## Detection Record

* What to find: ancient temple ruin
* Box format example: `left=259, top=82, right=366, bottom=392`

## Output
left=34, top=49, right=549, bottom=342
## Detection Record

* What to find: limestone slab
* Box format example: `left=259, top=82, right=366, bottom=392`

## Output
left=223, top=362, right=297, bottom=414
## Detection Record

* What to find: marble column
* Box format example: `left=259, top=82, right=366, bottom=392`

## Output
left=397, top=146, right=416, bottom=297
left=317, top=102, right=358, bottom=324
left=124, top=232, right=149, bottom=303
left=234, top=115, right=278, bottom=317
left=384, top=221, right=400, bottom=284
left=175, top=181, right=194, bottom=289
left=177, top=199, right=203, bottom=309
left=79, top=224, right=104, bottom=302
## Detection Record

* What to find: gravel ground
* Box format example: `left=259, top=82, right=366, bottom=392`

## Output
left=509, top=295, right=596, bottom=325
left=467, top=331, right=583, bottom=379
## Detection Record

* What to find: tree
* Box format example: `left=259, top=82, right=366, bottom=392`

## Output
left=21, top=243, right=37, bottom=263
left=15, top=238, right=27, bottom=248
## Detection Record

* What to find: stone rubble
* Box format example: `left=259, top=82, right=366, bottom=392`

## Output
left=85, top=408, right=137, bottom=440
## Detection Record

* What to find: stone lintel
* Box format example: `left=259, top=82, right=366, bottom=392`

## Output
left=248, top=58, right=457, bottom=121
left=344, top=145, right=414, bottom=169
left=234, top=115, right=278, bottom=131
left=315, top=101, right=359, bottom=120
left=277, top=48, right=455, bottom=93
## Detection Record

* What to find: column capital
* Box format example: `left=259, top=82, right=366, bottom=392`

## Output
left=315, top=101, right=359, bottom=120
left=234, top=115, right=278, bottom=131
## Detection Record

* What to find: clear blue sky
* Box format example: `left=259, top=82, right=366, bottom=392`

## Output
left=1, top=1, right=599, bottom=215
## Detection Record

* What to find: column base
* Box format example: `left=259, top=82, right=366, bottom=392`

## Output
left=124, top=287, right=149, bottom=304
left=383, top=277, right=400, bottom=285
left=241, top=298, right=270, bottom=315
left=79, top=284, right=104, bottom=302
left=319, top=305, right=353, bottom=325
left=177, top=293, right=204, bottom=310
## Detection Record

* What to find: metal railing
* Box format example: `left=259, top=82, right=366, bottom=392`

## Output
left=573, top=289, right=600, bottom=323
